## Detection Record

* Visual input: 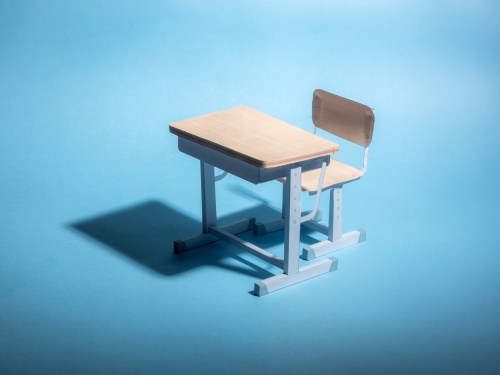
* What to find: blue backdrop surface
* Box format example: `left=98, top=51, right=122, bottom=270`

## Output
left=1, top=1, right=499, bottom=374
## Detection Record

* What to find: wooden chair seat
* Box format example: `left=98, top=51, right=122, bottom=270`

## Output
left=280, top=158, right=363, bottom=192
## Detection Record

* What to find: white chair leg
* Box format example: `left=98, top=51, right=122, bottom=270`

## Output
left=301, top=187, right=366, bottom=260
left=253, top=184, right=322, bottom=235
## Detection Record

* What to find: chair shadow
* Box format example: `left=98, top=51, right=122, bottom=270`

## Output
left=67, top=199, right=317, bottom=279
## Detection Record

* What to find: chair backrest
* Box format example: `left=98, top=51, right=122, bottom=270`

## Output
left=312, top=89, right=374, bottom=147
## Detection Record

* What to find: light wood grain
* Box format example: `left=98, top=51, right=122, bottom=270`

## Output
left=170, top=106, right=339, bottom=168
left=280, top=158, right=363, bottom=192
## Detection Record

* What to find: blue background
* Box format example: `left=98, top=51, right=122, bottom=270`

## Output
left=1, top=1, right=499, bottom=374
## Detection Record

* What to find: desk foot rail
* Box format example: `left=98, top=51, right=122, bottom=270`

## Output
left=254, top=257, right=338, bottom=296
left=208, top=226, right=284, bottom=269
left=174, top=218, right=255, bottom=253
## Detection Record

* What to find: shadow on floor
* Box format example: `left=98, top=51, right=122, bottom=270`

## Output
left=67, top=199, right=319, bottom=279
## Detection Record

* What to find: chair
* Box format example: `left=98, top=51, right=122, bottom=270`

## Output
left=254, top=89, right=375, bottom=260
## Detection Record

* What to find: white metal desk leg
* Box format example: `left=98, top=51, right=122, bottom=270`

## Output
left=284, top=165, right=301, bottom=275
left=174, top=161, right=255, bottom=253
left=254, top=165, right=337, bottom=296
left=173, top=161, right=218, bottom=253
left=201, top=161, right=217, bottom=232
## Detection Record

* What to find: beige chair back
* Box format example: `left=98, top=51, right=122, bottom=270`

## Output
left=312, top=89, right=374, bottom=147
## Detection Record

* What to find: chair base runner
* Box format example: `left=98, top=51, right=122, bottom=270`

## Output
left=301, top=229, right=366, bottom=260
left=254, top=257, right=338, bottom=296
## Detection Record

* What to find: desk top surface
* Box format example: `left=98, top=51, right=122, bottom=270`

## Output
left=169, top=106, right=339, bottom=168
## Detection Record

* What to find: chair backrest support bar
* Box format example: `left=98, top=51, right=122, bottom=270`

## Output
left=361, top=147, right=369, bottom=175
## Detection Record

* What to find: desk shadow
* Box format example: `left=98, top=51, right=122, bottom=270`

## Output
left=68, top=200, right=293, bottom=279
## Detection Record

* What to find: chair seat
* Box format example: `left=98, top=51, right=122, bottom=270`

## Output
left=280, top=158, right=363, bottom=192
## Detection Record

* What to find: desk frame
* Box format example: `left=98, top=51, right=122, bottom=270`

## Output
left=174, top=138, right=338, bottom=296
